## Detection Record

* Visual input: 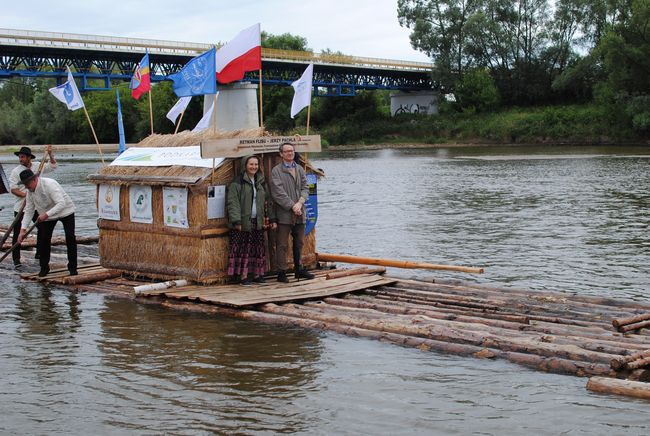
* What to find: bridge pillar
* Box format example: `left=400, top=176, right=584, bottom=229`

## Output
left=202, top=82, right=259, bottom=131
left=390, top=91, right=439, bottom=116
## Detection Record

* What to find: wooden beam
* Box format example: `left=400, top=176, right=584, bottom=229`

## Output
left=201, top=135, right=321, bottom=158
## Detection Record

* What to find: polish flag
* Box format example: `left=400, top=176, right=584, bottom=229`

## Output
left=216, top=23, right=262, bottom=84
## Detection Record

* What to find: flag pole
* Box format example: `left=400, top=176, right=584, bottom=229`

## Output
left=212, top=93, right=217, bottom=133
left=259, top=69, right=264, bottom=129
left=82, top=105, right=105, bottom=165
left=306, top=103, right=311, bottom=136
left=174, top=110, right=186, bottom=134
left=148, top=86, right=154, bottom=135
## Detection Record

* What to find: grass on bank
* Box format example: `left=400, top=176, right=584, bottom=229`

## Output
left=314, top=104, right=642, bottom=146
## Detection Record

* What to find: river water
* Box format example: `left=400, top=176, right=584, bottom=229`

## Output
left=0, top=145, right=649, bottom=435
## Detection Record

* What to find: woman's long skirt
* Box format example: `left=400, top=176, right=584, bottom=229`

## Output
left=227, top=219, right=267, bottom=278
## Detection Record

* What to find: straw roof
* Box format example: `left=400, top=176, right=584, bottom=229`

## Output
left=134, top=127, right=269, bottom=148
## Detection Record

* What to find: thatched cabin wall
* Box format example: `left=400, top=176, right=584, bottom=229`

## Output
left=91, top=153, right=318, bottom=284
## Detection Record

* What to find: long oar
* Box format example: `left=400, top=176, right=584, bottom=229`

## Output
left=0, top=221, right=37, bottom=263
left=316, top=252, right=484, bottom=274
left=0, top=149, right=51, bottom=249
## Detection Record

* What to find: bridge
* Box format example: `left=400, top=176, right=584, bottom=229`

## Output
left=0, top=28, right=434, bottom=96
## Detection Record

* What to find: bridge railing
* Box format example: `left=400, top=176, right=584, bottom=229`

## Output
left=0, top=28, right=432, bottom=72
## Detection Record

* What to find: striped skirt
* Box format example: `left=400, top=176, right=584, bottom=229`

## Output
left=227, top=219, right=267, bottom=278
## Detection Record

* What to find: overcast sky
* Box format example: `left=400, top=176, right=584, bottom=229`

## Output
left=1, top=0, right=431, bottom=63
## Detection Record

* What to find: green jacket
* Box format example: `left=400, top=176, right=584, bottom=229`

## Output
left=227, top=156, right=275, bottom=231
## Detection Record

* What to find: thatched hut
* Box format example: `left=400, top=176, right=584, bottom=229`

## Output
left=87, top=129, right=319, bottom=284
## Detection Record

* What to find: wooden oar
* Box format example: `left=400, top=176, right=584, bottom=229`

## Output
left=0, top=221, right=37, bottom=263
left=316, top=253, right=484, bottom=274
left=0, top=149, right=51, bottom=249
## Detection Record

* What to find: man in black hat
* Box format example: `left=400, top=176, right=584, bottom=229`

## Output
left=9, top=145, right=56, bottom=269
left=16, top=169, right=76, bottom=277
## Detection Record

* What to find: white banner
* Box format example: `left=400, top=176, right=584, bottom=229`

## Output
left=163, top=187, right=189, bottom=228
left=129, top=185, right=153, bottom=224
left=111, top=146, right=223, bottom=168
left=98, top=184, right=121, bottom=221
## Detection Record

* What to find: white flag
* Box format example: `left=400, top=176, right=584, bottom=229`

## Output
left=48, top=68, right=84, bottom=111
left=166, top=96, right=191, bottom=123
left=192, top=101, right=215, bottom=132
left=290, top=63, right=314, bottom=118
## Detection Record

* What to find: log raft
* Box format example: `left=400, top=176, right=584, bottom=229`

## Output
left=10, top=261, right=650, bottom=400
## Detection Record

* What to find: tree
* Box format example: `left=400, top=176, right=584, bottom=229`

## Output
left=595, top=0, right=650, bottom=133
left=398, top=0, right=481, bottom=88
left=455, top=68, right=500, bottom=112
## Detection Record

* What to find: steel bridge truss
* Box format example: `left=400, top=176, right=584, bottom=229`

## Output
left=0, top=45, right=433, bottom=95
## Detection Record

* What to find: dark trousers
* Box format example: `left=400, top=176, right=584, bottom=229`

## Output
left=275, top=223, right=305, bottom=272
left=36, top=213, right=77, bottom=273
left=12, top=210, right=38, bottom=265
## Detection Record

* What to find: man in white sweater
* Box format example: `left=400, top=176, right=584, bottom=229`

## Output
left=9, top=145, right=57, bottom=268
left=17, top=169, right=77, bottom=277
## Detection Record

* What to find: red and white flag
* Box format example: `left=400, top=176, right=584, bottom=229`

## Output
left=216, top=23, right=262, bottom=84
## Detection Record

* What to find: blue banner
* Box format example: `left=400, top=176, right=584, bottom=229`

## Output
left=168, top=47, right=217, bottom=97
left=304, top=173, right=318, bottom=236
left=116, top=89, right=126, bottom=155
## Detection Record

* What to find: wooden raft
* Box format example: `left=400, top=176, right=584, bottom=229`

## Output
left=138, top=270, right=396, bottom=307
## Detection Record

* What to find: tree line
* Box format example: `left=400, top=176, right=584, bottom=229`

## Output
left=0, top=2, right=648, bottom=147
left=397, top=0, right=649, bottom=134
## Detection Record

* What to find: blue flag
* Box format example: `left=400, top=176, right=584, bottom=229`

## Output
left=116, top=89, right=126, bottom=155
left=168, top=48, right=217, bottom=97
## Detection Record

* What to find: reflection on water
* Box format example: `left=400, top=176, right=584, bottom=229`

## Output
left=1, top=146, right=649, bottom=434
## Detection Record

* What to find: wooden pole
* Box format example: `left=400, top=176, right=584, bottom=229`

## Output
left=174, top=109, right=186, bottom=134
left=259, top=68, right=264, bottom=129
left=212, top=93, right=217, bottom=133
left=306, top=103, right=311, bottom=135
left=148, top=86, right=154, bottom=135
left=82, top=105, right=105, bottom=165
left=0, top=221, right=36, bottom=263
left=316, top=252, right=484, bottom=274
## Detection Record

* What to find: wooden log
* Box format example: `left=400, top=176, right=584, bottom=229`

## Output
left=260, top=303, right=618, bottom=365
left=611, top=350, right=650, bottom=370
left=325, top=267, right=386, bottom=280
left=396, top=278, right=650, bottom=312
left=626, top=357, right=650, bottom=370
left=612, top=313, right=650, bottom=329
left=150, top=297, right=613, bottom=377
left=317, top=252, right=484, bottom=274
left=61, top=270, right=121, bottom=285
left=587, top=377, right=650, bottom=400
left=314, top=298, right=641, bottom=356
left=133, top=280, right=190, bottom=296
left=619, top=320, right=650, bottom=333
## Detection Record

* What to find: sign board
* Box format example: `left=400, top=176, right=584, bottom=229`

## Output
left=163, top=187, right=189, bottom=228
left=129, top=185, right=153, bottom=224
left=201, top=135, right=321, bottom=159
left=98, top=184, right=121, bottom=221
left=207, top=185, right=226, bottom=219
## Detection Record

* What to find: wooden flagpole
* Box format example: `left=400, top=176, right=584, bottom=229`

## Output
left=306, top=104, right=311, bottom=135
left=82, top=105, right=105, bottom=165
left=259, top=69, right=264, bottom=129
left=174, top=110, right=186, bottom=134
left=148, top=86, right=154, bottom=135
left=212, top=93, right=217, bottom=133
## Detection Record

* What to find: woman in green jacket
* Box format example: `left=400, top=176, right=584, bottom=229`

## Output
left=227, top=155, right=276, bottom=285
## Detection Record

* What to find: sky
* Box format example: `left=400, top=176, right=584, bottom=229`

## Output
left=1, top=0, right=431, bottom=63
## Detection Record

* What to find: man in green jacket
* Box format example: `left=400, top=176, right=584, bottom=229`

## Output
left=270, top=143, right=315, bottom=283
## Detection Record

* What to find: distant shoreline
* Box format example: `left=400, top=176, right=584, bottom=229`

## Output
left=0, top=140, right=647, bottom=156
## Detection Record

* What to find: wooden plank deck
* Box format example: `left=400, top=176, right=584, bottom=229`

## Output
left=145, top=273, right=396, bottom=307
